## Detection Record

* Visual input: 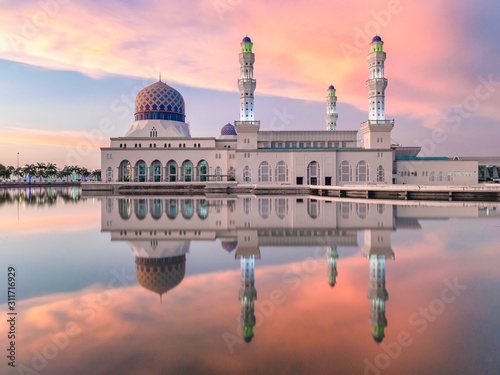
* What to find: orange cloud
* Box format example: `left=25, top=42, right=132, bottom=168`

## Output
left=1, top=0, right=498, bottom=128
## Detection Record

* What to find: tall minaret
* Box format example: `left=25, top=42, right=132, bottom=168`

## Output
left=238, top=36, right=256, bottom=122
left=238, top=255, right=257, bottom=343
left=367, top=36, right=386, bottom=121
left=326, top=246, right=339, bottom=287
left=360, top=36, right=393, bottom=149
left=361, top=230, right=394, bottom=344
left=325, top=85, right=338, bottom=131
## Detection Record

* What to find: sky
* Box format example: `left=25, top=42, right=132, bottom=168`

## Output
left=1, top=0, right=499, bottom=170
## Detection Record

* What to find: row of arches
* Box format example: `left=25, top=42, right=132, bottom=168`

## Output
left=118, top=198, right=211, bottom=220
left=115, top=160, right=235, bottom=182
left=339, top=161, right=385, bottom=183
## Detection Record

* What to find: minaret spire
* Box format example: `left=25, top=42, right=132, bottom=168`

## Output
left=238, top=255, right=257, bottom=343
left=367, top=35, right=387, bottom=121
left=325, top=85, right=338, bottom=131
left=238, top=36, right=256, bottom=122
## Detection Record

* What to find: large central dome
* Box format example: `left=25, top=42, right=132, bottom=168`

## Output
left=134, top=81, right=186, bottom=122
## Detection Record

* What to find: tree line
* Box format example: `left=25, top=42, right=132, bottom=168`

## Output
left=0, top=163, right=101, bottom=183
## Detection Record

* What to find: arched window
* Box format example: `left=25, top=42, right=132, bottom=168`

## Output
left=228, top=167, right=235, bottom=181
left=275, top=198, right=288, bottom=219
left=430, top=172, right=435, bottom=182
left=340, top=202, right=351, bottom=219
left=258, top=199, right=271, bottom=219
left=197, top=199, right=209, bottom=220
left=356, top=203, right=369, bottom=219
left=167, top=160, right=177, bottom=182
left=106, top=166, right=113, bottom=182
left=181, top=160, right=193, bottom=182
left=135, top=199, right=147, bottom=220
left=438, top=171, right=444, bottom=182
left=166, top=199, right=178, bottom=219
left=339, top=161, right=352, bottom=182
left=275, top=161, right=289, bottom=183
left=215, top=167, right=222, bottom=181
left=446, top=171, right=452, bottom=182
left=150, top=199, right=162, bottom=220
left=118, top=199, right=131, bottom=220
left=119, top=160, right=131, bottom=182
left=243, top=197, right=251, bottom=214
left=181, top=199, right=194, bottom=219
left=135, top=160, right=147, bottom=182
left=377, top=165, right=385, bottom=182
left=197, top=160, right=208, bottom=181
left=243, top=166, right=251, bottom=183
left=151, top=160, right=162, bottom=182
left=258, top=161, right=271, bottom=182
left=307, top=161, right=320, bottom=185
left=307, top=199, right=320, bottom=219
left=356, top=161, right=369, bottom=182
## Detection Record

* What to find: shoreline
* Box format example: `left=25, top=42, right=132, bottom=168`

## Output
left=79, top=182, right=500, bottom=202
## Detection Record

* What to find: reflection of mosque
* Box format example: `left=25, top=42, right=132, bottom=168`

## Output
left=101, top=196, right=498, bottom=343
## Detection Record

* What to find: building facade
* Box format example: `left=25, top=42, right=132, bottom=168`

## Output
left=101, top=36, right=477, bottom=186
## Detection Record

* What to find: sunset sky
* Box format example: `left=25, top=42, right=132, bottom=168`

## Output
left=1, top=0, right=499, bottom=169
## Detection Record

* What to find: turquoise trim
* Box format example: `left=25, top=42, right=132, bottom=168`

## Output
left=396, top=157, right=450, bottom=160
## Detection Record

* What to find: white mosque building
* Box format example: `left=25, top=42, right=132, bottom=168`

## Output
left=100, top=36, right=478, bottom=187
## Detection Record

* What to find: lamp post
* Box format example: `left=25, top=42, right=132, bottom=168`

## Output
left=17, top=152, right=19, bottom=182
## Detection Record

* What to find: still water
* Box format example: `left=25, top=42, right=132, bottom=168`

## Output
left=1, top=188, right=499, bottom=375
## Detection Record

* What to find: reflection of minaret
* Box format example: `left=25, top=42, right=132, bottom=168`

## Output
left=326, top=246, right=339, bottom=287
left=361, top=230, right=394, bottom=343
left=238, top=256, right=257, bottom=343
left=235, top=231, right=260, bottom=343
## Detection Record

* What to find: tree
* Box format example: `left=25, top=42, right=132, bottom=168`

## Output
left=92, top=169, right=101, bottom=181
left=46, top=163, right=58, bottom=183
left=36, top=162, right=47, bottom=182
left=23, top=164, right=37, bottom=184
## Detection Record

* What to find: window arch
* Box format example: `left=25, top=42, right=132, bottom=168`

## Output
left=197, top=199, right=209, bottom=220
left=356, top=161, right=370, bottom=182
left=275, top=198, right=288, bottom=219
left=307, top=161, right=320, bottom=185
left=215, top=166, right=222, bottom=181
left=167, top=160, right=177, bottom=182
left=438, top=171, right=444, bottom=182
left=258, top=198, right=272, bottom=219
left=181, top=199, right=194, bottom=219
left=243, top=166, right=251, bottom=183
left=106, top=166, right=113, bottom=182
left=228, top=167, right=235, bottom=181
left=275, top=161, right=289, bottom=183
left=119, top=160, right=131, bottom=182
left=118, top=199, right=132, bottom=220
left=135, top=160, right=147, bottom=182
left=307, top=199, right=320, bottom=219
left=166, top=199, right=178, bottom=219
left=377, top=165, right=385, bottom=182
left=197, top=160, right=208, bottom=181
left=430, top=171, right=435, bottom=182
left=258, top=161, right=271, bottom=182
left=339, top=161, right=352, bottom=182
left=135, top=199, right=147, bottom=220
left=356, top=203, right=369, bottom=219
left=181, top=160, right=193, bottom=182
left=151, top=160, right=162, bottom=182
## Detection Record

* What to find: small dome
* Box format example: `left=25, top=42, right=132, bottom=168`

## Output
left=221, top=239, right=238, bottom=252
left=328, top=85, right=335, bottom=90
left=242, top=36, right=252, bottom=43
left=373, top=336, right=383, bottom=344
left=372, top=35, right=382, bottom=42
left=221, top=123, right=237, bottom=136
left=244, top=336, right=253, bottom=343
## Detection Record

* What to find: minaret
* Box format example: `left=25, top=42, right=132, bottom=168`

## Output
left=360, top=36, right=394, bottom=149
left=367, top=36, right=386, bottom=121
left=361, top=230, right=394, bottom=343
left=325, top=85, right=338, bottom=131
left=238, top=255, right=257, bottom=343
left=326, top=246, right=339, bottom=287
left=238, top=36, right=256, bottom=122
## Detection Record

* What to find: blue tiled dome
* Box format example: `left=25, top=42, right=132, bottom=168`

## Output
left=221, top=123, right=237, bottom=136
left=135, top=81, right=185, bottom=119
left=242, top=36, right=252, bottom=43
left=328, top=85, right=335, bottom=90
left=372, top=35, right=382, bottom=42
left=221, top=240, right=238, bottom=252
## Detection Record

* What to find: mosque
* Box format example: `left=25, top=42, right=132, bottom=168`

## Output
left=100, top=36, right=479, bottom=187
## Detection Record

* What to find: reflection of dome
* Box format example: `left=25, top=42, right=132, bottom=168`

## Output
left=372, top=35, right=382, bottom=42
left=135, top=255, right=186, bottom=297
left=221, top=123, right=237, bottom=136
left=373, top=336, right=383, bottom=344
left=328, top=85, right=335, bottom=90
left=135, top=81, right=185, bottom=122
left=221, top=239, right=238, bottom=252
left=242, top=36, right=251, bottom=43
left=328, top=276, right=336, bottom=287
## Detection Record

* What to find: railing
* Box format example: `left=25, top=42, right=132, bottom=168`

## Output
left=234, top=121, right=260, bottom=126
left=361, top=120, right=394, bottom=126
